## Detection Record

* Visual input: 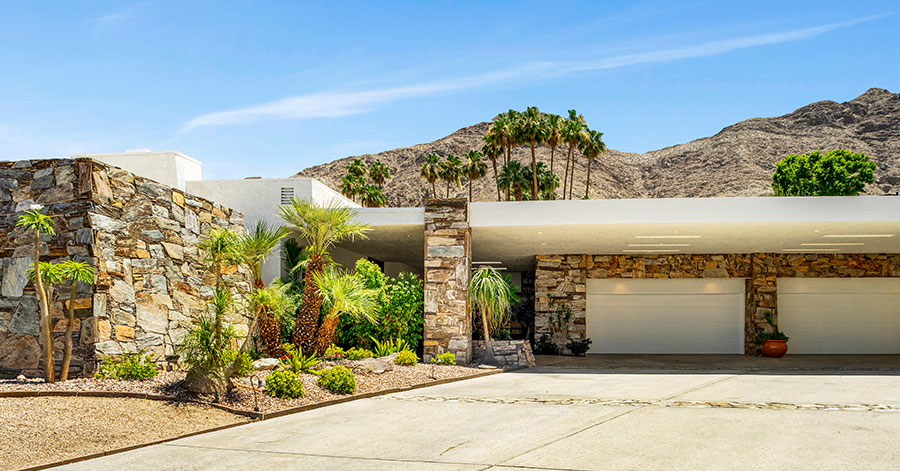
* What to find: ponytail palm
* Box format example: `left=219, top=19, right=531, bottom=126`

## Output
left=468, top=266, right=515, bottom=365
left=17, top=208, right=57, bottom=382
left=59, top=261, right=94, bottom=381
left=312, top=267, right=377, bottom=355
left=278, top=199, right=369, bottom=353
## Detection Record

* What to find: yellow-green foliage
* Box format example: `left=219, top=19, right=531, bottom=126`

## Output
left=394, top=350, right=418, bottom=366
left=431, top=352, right=456, bottom=365
left=317, top=365, right=356, bottom=394
left=95, top=351, right=158, bottom=381
left=344, top=348, right=374, bottom=360
left=265, top=370, right=303, bottom=399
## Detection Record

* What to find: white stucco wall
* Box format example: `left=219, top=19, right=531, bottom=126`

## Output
left=74, top=150, right=201, bottom=191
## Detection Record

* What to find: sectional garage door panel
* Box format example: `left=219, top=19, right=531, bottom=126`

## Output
left=586, top=279, right=745, bottom=354
left=778, top=278, right=900, bottom=354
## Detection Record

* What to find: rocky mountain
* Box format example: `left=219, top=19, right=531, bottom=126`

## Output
left=293, top=88, right=900, bottom=206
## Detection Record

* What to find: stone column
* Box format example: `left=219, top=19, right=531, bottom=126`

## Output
left=422, top=198, right=471, bottom=363
left=745, top=252, right=777, bottom=354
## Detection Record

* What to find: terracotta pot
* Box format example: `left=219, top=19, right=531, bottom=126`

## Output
left=761, top=340, right=788, bottom=358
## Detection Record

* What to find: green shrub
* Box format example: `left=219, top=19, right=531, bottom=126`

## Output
left=431, top=352, right=456, bottom=365
left=371, top=337, right=410, bottom=357
left=95, top=350, right=158, bottom=380
left=336, top=268, right=424, bottom=352
left=317, top=365, right=356, bottom=394
left=566, top=338, right=592, bottom=356
left=265, top=370, right=303, bottom=399
left=394, top=350, right=418, bottom=366
left=280, top=343, right=321, bottom=373
left=534, top=334, right=559, bottom=355
left=322, top=344, right=345, bottom=361
left=344, top=348, right=374, bottom=360
left=222, top=350, right=254, bottom=377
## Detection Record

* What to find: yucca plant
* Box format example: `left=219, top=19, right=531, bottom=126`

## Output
left=18, top=207, right=57, bottom=382
left=468, top=266, right=515, bottom=365
left=58, top=261, right=95, bottom=381
left=311, top=267, right=377, bottom=355
left=370, top=336, right=411, bottom=357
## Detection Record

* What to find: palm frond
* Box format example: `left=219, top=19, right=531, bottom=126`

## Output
left=313, top=267, right=377, bottom=323
left=278, top=199, right=370, bottom=257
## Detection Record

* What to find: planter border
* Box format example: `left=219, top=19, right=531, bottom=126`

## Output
left=9, top=367, right=504, bottom=471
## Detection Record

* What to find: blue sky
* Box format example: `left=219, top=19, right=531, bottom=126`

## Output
left=1, top=1, right=898, bottom=180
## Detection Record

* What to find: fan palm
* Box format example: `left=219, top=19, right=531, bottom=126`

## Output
left=487, top=113, right=514, bottom=166
left=497, top=161, right=529, bottom=201
left=368, top=161, right=391, bottom=187
left=546, top=113, right=563, bottom=177
left=440, top=154, right=463, bottom=198
left=360, top=184, right=387, bottom=207
left=346, top=158, right=367, bottom=179
left=515, top=106, right=548, bottom=198
left=523, top=162, right=559, bottom=200
left=237, top=221, right=288, bottom=290
left=468, top=266, right=515, bottom=365
left=562, top=110, right=586, bottom=200
left=480, top=138, right=503, bottom=201
left=245, top=284, right=295, bottom=356
left=58, top=261, right=94, bottom=381
left=311, top=267, right=377, bottom=355
left=579, top=129, right=607, bottom=199
left=278, top=199, right=369, bottom=353
left=419, top=153, right=442, bottom=198
left=16, top=208, right=57, bottom=382
left=339, top=175, right=363, bottom=203
left=464, top=150, right=487, bottom=202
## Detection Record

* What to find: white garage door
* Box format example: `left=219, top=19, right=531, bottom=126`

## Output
left=778, top=278, right=900, bottom=354
left=586, top=279, right=745, bottom=354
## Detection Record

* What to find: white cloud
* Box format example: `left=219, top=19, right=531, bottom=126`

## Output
left=182, top=14, right=887, bottom=132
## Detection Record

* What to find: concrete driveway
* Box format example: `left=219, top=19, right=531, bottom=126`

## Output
left=56, top=357, right=900, bottom=471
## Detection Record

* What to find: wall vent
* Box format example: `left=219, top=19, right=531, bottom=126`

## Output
left=280, top=187, right=294, bottom=204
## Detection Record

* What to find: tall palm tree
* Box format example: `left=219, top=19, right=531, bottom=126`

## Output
left=368, top=161, right=391, bottom=187
left=515, top=106, right=548, bottom=198
left=278, top=200, right=370, bottom=353
left=487, top=113, right=513, bottom=166
left=546, top=113, right=564, bottom=177
left=468, top=266, right=515, bottom=365
left=59, top=261, right=94, bottom=381
left=245, top=284, right=295, bottom=356
left=16, top=208, right=56, bottom=382
left=562, top=110, right=586, bottom=200
left=346, top=158, right=367, bottom=180
left=579, top=129, right=607, bottom=199
left=480, top=138, right=503, bottom=201
left=419, top=153, right=442, bottom=198
left=497, top=161, right=528, bottom=201
left=464, top=150, right=487, bottom=202
left=523, top=162, right=559, bottom=200
left=238, top=221, right=289, bottom=290
left=360, top=184, right=387, bottom=207
left=311, top=267, right=377, bottom=355
left=339, top=175, right=363, bottom=203
left=440, top=154, right=463, bottom=198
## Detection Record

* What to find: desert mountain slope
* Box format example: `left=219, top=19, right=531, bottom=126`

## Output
left=294, top=88, right=900, bottom=206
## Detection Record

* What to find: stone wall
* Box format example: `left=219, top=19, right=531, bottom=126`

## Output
left=422, top=199, right=471, bottom=363
left=472, top=340, right=535, bottom=368
left=0, top=158, right=249, bottom=377
left=535, top=253, right=899, bottom=355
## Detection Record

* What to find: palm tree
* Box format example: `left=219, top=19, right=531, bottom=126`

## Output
left=515, top=106, right=548, bottom=198
left=480, top=138, right=503, bottom=201
left=199, top=228, right=240, bottom=347
left=419, top=153, right=442, bottom=198
left=579, top=129, right=607, bottom=199
left=339, top=175, right=363, bottom=203
left=440, top=154, right=463, bottom=198
left=368, top=161, right=391, bottom=187
left=562, top=110, right=586, bottom=200
left=278, top=199, right=370, bottom=354
left=59, top=261, right=94, bottom=381
left=497, top=161, right=528, bottom=201
left=487, top=113, right=513, bottom=166
left=346, top=158, right=367, bottom=179
left=311, top=267, right=377, bottom=355
left=360, top=184, right=387, bottom=207
left=237, top=221, right=289, bottom=290
left=523, top=162, right=559, bottom=200
left=464, top=150, right=487, bottom=202
left=16, top=208, right=57, bottom=382
left=546, top=113, right=563, bottom=177
left=245, top=285, right=295, bottom=356
left=468, top=266, right=515, bottom=365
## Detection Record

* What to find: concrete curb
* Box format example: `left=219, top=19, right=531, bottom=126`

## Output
left=9, top=368, right=504, bottom=471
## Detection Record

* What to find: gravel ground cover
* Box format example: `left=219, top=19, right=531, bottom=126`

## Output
left=0, top=396, right=246, bottom=471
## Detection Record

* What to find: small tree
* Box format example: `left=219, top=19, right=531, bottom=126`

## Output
left=772, top=149, right=876, bottom=196
left=16, top=208, right=57, bottom=382
left=312, top=267, right=377, bottom=355
left=468, top=266, right=515, bottom=365
left=58, top=261, right=95, bottom=381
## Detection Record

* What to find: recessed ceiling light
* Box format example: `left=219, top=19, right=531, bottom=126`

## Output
left=634, top=235, right=701, bottom=239
left=800, top=243, right=865, bottom=246
left=813, top=229, right=821, bottom=233
left=782, top=248, right=841, bottom=252
left=540, top=242, right=547, bottom=246
left=537, top=231, right=544, bottom=235
left=622, top=249, right=681, bottom=253
left=822, top=234, right=894, bottom=238
left=627, top=243, right=690, bottom=247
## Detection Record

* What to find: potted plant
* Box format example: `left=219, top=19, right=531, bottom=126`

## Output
left=756, top=314, right=789, bottom=358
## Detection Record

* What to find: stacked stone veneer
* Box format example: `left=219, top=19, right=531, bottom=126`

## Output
left=472, top=340, right=535, bottom=368
left=422, top=199, right=471, bottom=363
left=0, top=158, right=248, bottom=377
left=535, top=253, right=900, bottom=355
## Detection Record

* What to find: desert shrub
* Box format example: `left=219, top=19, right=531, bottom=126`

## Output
left=222, top=350, right=254, bottom=377
left=317, top=365, right=356, bottom=394
left=280, top=343, right=321, bottom=373
left=265, top=370, right=303, bottom=399
left=95, top=350, right=158, bottom=380
left=371, top=337, right=410, bottom=357
left=322, top=344, right=345, bottom=361
left=344, top=348, right=374, bottom=360
left=394, top=350, right=418, bottom=366
left=180, top=314, right=236, bottom=375
left=566, top=338, right=592, bottom=356
left=336, top=267, right=424, bottom=351
left=533, top=334, right=559, bottom=355
left=431, top=352, right=456, bottom=365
